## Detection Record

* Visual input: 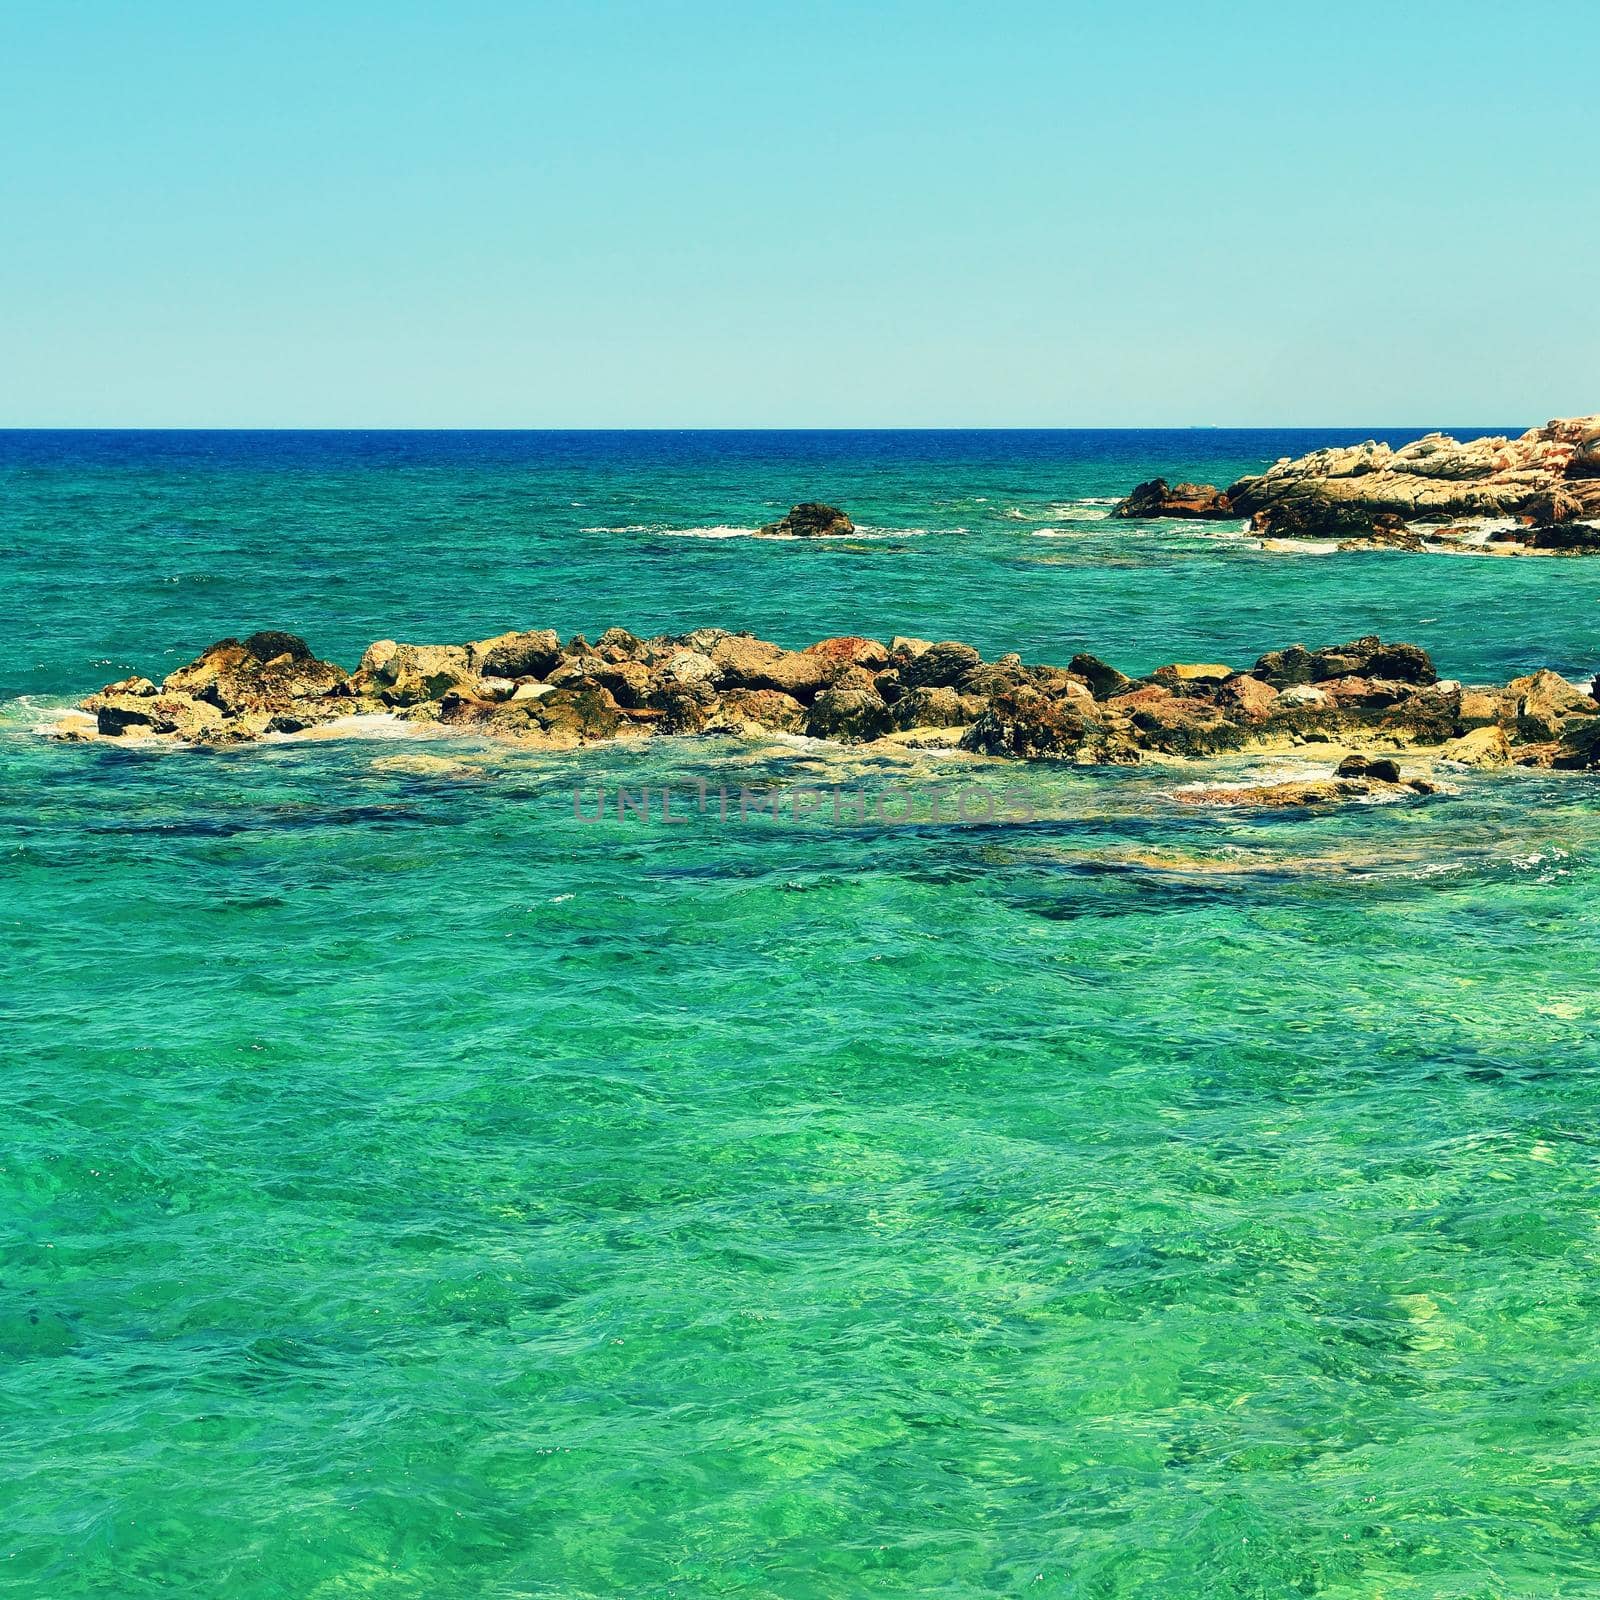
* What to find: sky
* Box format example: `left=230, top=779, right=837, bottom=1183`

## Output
left=1, top=1, right=1595, bottom=427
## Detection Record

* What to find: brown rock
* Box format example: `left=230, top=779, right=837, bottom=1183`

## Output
left=900, top=640, right=982, bottom=689
left=961, top=688, right=1102, bottom=761
left=1112, top=479, right=1234, bottom=519
left=1215, top=675, right=1280, bottom=721
left=1068, top=654, right=1133, bottom=699
left=758, top=502, right=855, bottom=539
left=1514, top=669, right=1592, bottom=740
left=467, top=628, right=562, bottom=679
left=805, top=636, right=890, bottom=672
left=710, top=635, right=831, bottom=700
left=706, top=689, right=808, bottom=734
left=890, top=685, right=985, bottom=730
left=804, top=688, right=893, bottom=742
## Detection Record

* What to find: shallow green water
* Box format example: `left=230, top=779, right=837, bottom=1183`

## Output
left=4, top=432, right=1600, bottom=1597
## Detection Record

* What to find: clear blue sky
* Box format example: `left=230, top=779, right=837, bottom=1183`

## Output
left=2, top=1, right=1594, bottom=426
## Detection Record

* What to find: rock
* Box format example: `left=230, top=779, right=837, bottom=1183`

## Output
left=1112, top=479, right=1234, bottom=519
left=758, top=502, right=855, bottom=539
left=1249, top=501, right=1412, bottom=541
left=956, top=660, right=1033, bottom=699
left=1553, top=717, right=1600, bottom=769
left=1309, top=637, right=1437, bottom=686
left=353, top=641, right=477, bottom=706
left=594, top=627, right=645, bottom=659
left=467, top=628, right=562, bottom=679
left=526, top=686, right=622, bottom=740
left=900, top=640, right=982, bottom=689
left=890, top=685, right=984, bottom=730
left=1335, top=754, right=1403, bottom=782
left=1123, top=695, right=1249, bottom=756
left=710, top=635, right=831, bottom=700
left=1459, top=687, right=1513, bottom=729
left=164, top=634, right=346, bottom=713
left=1176, top=775, right=1442, bottom=810
left=1215, top=675, right=1280, bottom=721
left=804, top=688, right=893, bottom=742
left=1441, top=726, right=1512, bottom=766
left=705, top=689, right=808, bottom=734
left=1513, top=669, right=1593, bottom=740
left=1380, top=681, right=1462, bottom=744
left=95, top=692, right=225, bottom=740
left=657, top=648, right=720, bottom=689
left=961, top=688, right=1114, bottom=762
left=1254, top=645, right=1318, bottom=688
left=1224, top=416, right=1600, bottom=534
left=102, top=676, right=157, bottom=697
left=1275, top=684, right=1333, bottom=709
left=1153, top=661, right=1233, bottom=688
left=804, top=636, right=890, bottom=672
left=1068, top=654, right=1133, bottom=699
left=889, top=636, right=933, bottom=659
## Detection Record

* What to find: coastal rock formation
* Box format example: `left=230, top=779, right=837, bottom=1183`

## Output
left=57, top=626, right=1600, bottom=778
left=1113, top=479, right=1234, bottom=520
left=1113, top=416, right=1600, bottom=551
left=1229, top=417, right=1600, bottom=532
left=758, top=502, right=856, bottom=538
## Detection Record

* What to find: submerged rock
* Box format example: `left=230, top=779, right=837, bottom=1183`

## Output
left=758, top=502, right=856, bottom=538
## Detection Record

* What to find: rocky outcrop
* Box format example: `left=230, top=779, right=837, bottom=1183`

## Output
left=56, top=626, right=1600, bottom=776
left=1113, top=417, right=1600, bottom=550
left=1112, top=479, right=1234, bottom=520
left=1228, top=417, right=1600, bottom=540
left=758, top=502, right=855, bottom=538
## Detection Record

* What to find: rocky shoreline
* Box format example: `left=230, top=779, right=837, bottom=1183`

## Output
left=52, top=625, right=1600, bottom=796
left=1113, top=415, right=1600, bottom=552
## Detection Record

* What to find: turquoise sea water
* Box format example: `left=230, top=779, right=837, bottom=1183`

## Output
left=4, top=431, right=1600, bottom=1598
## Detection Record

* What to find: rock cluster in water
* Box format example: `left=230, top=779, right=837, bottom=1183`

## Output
left=1114, top=415, right=1600, bottom=549
left=758, top=502, right=855, bottom=538
left=61, top=626, right=1600, bottom=778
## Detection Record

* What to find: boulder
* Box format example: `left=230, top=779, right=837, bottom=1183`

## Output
left=804, top=636, right=890, bottom=672
left=1068, top=653, right=1133, bottom=699
left=164, top=633, right=346, bottom=714
left=1379, top=681, right=1463, bottom=744
left=1215, top=675, right=1280, bottom=721
left=710, top=634, right=831, bottom=700
left=758, top=502, right=855, bottom=538
left=467, top=628, right=562, bottom=679
left=900, top=640, right=982, bottom=689
left=1153, top=661, right=1233, bottom=689
left=961, top=688, right=1103, bottom=761
left=1335, top=754, right=1402, bottom=782
left=1442, top=726, right=1512, bottom=766
left=1513, top=669, right=1594, bottom=740
left=353, top=641, right=477, bottom=706
left=804, top=688, right=893, bottom=742
left=705, top=689, right=808, bottom=734
left=890, top=685, right=985, bottom=730
left=95, top=692, right=225, bottom=740
left=1123, top=695, right=1249, bottom=757
left=1112, top=479, right=1234, bottom=519
left=1553, top=717, right=1600, bottom=769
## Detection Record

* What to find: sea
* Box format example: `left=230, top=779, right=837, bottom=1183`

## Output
left=4, top=429, right=1599, bottom=1597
